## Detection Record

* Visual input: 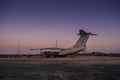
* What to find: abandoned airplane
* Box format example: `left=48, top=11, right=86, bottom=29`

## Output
left=30, top=29, right=97, bottom=57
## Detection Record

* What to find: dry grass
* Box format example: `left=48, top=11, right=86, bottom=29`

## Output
left=0, top=58, right=120, bottom=80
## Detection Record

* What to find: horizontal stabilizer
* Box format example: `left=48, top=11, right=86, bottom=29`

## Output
left=78, top=29, right=98, bottom=36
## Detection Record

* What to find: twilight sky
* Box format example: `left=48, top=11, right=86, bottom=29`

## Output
left=0, top=0, right=120, bottom=54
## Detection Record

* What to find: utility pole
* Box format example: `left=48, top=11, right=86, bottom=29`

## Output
left=56, top=40, right=58, bottom=48
left=17, top=42, right=20, bottom=55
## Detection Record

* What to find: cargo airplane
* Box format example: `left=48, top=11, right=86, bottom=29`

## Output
left=30, top=29, right=97, bottom=57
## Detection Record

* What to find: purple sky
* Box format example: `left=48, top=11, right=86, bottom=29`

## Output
left=0, top=0, right=120, bottom=54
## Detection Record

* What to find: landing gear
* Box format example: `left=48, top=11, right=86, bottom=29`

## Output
left=43, top=52, right=57, bottom=58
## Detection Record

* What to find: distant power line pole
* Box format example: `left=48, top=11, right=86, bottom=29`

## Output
left=17, top=42, right=20, bottom=55
left=56, top=40, right=58, bottom=48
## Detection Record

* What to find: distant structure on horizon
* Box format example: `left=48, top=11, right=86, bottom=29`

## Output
left=17, top=42, right=20, bottom=55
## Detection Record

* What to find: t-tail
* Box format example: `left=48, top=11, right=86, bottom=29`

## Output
left=73, top=29, right=97, bottom=48
left=59, top=29, right=97, bottom=56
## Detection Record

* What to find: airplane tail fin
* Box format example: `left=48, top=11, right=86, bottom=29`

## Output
left=59, top=29, right=97, bottom=56
left=73, top=29, right=97, bottom=47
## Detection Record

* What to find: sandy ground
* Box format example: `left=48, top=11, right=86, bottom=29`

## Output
left=0, top=56, right=120, bottom=80
left=0, top=56, right=120, bottom=64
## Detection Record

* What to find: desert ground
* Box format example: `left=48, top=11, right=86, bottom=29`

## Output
left=0, top=56, right=120, bottom=80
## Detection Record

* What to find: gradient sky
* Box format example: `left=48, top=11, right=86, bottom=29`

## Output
left=0, top=0, right=120, bottom=54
